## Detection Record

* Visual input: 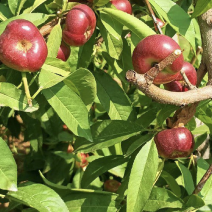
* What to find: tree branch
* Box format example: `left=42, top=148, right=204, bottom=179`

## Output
left=126, top=70, right=212, bottom=106
left=193, top=164, right=212, bottom=195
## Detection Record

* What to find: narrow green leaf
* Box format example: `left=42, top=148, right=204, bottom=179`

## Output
left=99, top=12, right=123, bottom=59
left=75, top=120, right=142, bottom=152
left=94, top=71, right=135, bottom=121
left=41, top=62, right=70, bottom=77
left=81, top=155, right=128, bottom=188
left=192, top=0, right=212, bottom=18
left=127, top=140, right=158, bottom=212
left=197, top=158, right=212, bottom=206
left=68, top=46, right=80, bottom=72
left=194, top=133, right=208, bottom=150
left=101, top=8, right=155, bottom=39
left=161, top=170, right=181, bottom=197
left=184, top=194, right=205, bottom=211
left=7, top=182, right=69, bottom=212
left=0, top=3, right=13, bottom=21
left=156, top=104, right=178, bottom=127
left=149, top=0, right=196, bottom=51
left=176, top=161, right=195, bottom=195
left=42, top=82, right=92, bottom=141
left=94, top=0, right=110, bottom=7
left=39, top=67, right=70, bottom=89
left=0, top=82, right=39, bottom=112
left=125, top=134, right=153, bottom=157
left=23, top=0, right=48, bottom=13
left=40, top=171, right=118, bottom=211
left=78, top=31, right=96, bottom=69
left=64, top=68, right=97, bottom=109
left=0, top=138, right=17, bottom=191
left=0, top=13, right=51, bottom=35
left=8, top=0, right=20, bottom=15
left=144, top=187, right=183, bottom=211
left=47, top=24, right=62, bottom=58
left=16, top=0, right=27, bottom=15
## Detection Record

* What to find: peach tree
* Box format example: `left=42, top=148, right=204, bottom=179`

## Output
left=0, top=0, right=212, bottom=211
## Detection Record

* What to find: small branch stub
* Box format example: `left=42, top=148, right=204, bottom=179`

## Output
left=137, top=49, right=182, bottom=86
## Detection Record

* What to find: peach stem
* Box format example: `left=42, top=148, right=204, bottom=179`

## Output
left=22, top=72, right=32, bottom=107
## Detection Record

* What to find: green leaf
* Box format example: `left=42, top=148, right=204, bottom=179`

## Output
left=99, top=12, right=123, bottom=59
left=144, top=187, right=183, bottom=211
left=184, top=194, right=205, bottom=211
left=195, top=100, right=212, bottom=133
left=149, top=0, right=196, bottom=51
left=94, top=71, right=135, bottom=121
left=176, top=161, right=195, bottom=195
left=75, top=120, right=143, bottom=152
left=23, top=0, right=48, bottom=13
left=194, top=132, right=208, bottom=150
left=42, top=82, right=92, bottom=141
left=0, top=138, right=17, bottom=191
left=64, top=190, right=118, bottom=212
left=0, top=3, right=13, bottom=21
left=127, top=140, right=158, bottom=212
left=7, top=182, right=69, bottom=212
left=102, top=52, right=126, bottom=83
left=94, top=0, right=110, bottom=7
left=81, top=155, right=128, bottom=188
left=8, top=0, right=27, bottom=15
left=8, top=0, right=20, bottom=15
left=0, top=82, right=39, bottom=112
left=156, top=104, right=178, bottom=127
left=0, top=13, right=51, bottom=35
left=47, top=24, right=62, bottom=58
left=161, top=170, right=181, bottom=197
left=64, top=68, right=97, bottom=109
left=125, top=134, right=153, bottom=157
left=41, top=60, right=70, bottom=77
left=197, top=158, right=212, bottom=206
left=192, top=0, right=212, bottom=18
left=68, top=47, right=80, bottom=72
left=40, top=171, right=118, bottom=211
left=101, top=8, right=155, bottom=40
left=78, top=31, right=96, bottom=69
left=39, top=69, right=69, bottom=90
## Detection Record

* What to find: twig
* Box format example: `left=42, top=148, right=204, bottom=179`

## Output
left=144, top=49, right=182, bottom=85
left=191, top=46, right=203, bottom=65
left=144, top=0, right=163, bottom=34
left=193, top=164, right=212, bottom=195
left=39, top=18, right=59, bottom=37
left=180, top=69, right=197, bottom=90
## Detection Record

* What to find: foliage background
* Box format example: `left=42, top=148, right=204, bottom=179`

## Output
left=0, top=0, right=212, bottom=211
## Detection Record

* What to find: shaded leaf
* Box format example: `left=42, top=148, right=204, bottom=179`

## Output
left=0, top=137, right=17, bottom=191
left=94, top=70, right=135, bottom=121
left=176, top=161, right=195, bottom=195
left=81, top=155, right=128, bottom=188
left=75, top=120, right=143, bottom=152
